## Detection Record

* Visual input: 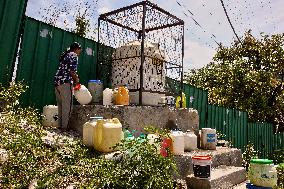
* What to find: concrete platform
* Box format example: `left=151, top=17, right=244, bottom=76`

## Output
left=186, top=166, right=246, bottom=189
left=69, top=105, right=199, bottom=135
left=174, top=147, right=242, bottom=179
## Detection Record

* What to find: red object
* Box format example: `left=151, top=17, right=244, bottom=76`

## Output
left=192, top=156, right=212, bottom=160
left=160, top=137, right=173, bottom=157
left=74, top=83, right=81, bottom=91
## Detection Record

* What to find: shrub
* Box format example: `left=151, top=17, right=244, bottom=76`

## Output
left=0, top=82, right=177, bottom=188
left=242, top=143, right=258, bottom=171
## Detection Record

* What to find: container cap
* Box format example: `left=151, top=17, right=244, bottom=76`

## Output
left=192, top=156, right=212, bottom=160
left=250, top=159, right=273, bottom=164
left=89, top=80, right=102, bottom=83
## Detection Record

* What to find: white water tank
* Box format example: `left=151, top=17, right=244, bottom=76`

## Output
left=103, top=88, right=113, bottom=105
left=42, top=105, right=58, bottom=127
left=74, top=85, right=92, bottom=105
left=184, top=130, right=197, bottom=151
left=201, top=128, right=217, bottom=150
left=171, top=130, right=184, bottom=155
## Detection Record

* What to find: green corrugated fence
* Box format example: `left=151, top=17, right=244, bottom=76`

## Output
left=207, top=104, right=248, bottom=151
left=0, top=0, right=27, bottom=85
left=183, top=84, right=208, bottom=129
left=248, top=122, right=275, bottom=158
left=16, top=17, right=99, bottom=110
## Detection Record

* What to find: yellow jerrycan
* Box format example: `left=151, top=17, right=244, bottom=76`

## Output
left=175, top=92, right=186, bottom=108
left=93, top=118, right=123, bottom=152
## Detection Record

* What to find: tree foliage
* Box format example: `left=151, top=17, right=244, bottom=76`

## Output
left=39, top=0, right=97, bottom=38
left=185, top=31, right=284, bottom=132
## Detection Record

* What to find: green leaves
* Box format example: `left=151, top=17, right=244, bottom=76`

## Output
left=0, top=83, right=177, bottom=188
left=185, top=31, right=284, bottom=130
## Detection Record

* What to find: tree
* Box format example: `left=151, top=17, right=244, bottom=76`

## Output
left=39, top=0, right=97, bottom=38
left=185, top=31, right=284, bottom=132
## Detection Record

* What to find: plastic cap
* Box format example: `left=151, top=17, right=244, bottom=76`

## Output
left=250, top=159, right=273, bottom=164
left=88, top=80, right=102, bottom=83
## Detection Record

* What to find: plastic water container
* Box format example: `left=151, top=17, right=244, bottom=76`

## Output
left=82, top=117, right=103, bottom=147
left=170, top=130, right=185, bottom=155
left=115, top=86, right=129, bottom=105
left=175, top=92, right=187, bottom=108
left=201, top=128, right=217, bottom=150
left=192, top=156, right=212, bottom=179
left=103, top=88, right=113, bottom=105
left=93, top=118, right=123, bottom=153
left=88, top=80, right=103, bottom=104
left=160, top=136, right=173, bottom=157
left=248, top=159, right=277, bottom=187
left=42, top=105, right=58, bottom=127
left=184, top=130, right=197, bottom=151
left=74, top=84, right=92, bottom=105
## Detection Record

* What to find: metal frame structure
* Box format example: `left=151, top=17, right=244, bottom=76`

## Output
left=97, top=0, right=184, bottom=106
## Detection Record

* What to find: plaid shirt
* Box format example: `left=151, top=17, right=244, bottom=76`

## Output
left=54, top=52, right=78, bottom=87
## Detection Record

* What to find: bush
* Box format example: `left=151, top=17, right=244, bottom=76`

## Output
left=242, top=143, right=258, bottom=171
left=276, top=163, right=284, bottom=188
left=0, top=82, right=177, bottom=188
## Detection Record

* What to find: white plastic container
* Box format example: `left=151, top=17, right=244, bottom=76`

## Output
left=82, top=117, right=103, bottom=147
left=88, top=80, right=103, bottom=104
left=184, top=130, right=197, bottom=151
left=248, top=159, right=278, bottom=187
left=42, top=105, right=58, bottom=127
left=103, top=88, right=113, bottom=105
left=93, top=118, right=123, bottom=153
left=192, top=156, right=212, bottom=179
left=201, top=128, right=217, bottom=150
left=170, top=130, right=184, bottom=155
left=74, top=85, right=92, bottom=105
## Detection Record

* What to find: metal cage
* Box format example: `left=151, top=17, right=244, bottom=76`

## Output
left=97, top=0, right=184, bottom=106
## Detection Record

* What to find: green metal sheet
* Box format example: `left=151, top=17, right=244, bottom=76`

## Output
left=0, top=0, right=27, bottom=85
left=17, top=17, right=100, bottom=111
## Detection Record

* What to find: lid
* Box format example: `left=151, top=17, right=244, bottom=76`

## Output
left=89, top=80, right=102, bottom=83
left=90, top=117, right=104, bottom=121
left=250, top=159, right=273, bottom=164
left=192, top=156, right=212, bottom=160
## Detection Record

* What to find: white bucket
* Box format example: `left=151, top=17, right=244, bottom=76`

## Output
left=192, top=156, right=212, bottom=179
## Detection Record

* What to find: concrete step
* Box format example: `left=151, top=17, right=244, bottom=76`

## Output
left=186, top=166, right=246, bottom=189
left=174, top=147, right=242, bottom=179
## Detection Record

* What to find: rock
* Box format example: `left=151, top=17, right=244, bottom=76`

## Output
left=0, top=149, right=8, bottom=164
left=28, top=179, right=38, bottom=189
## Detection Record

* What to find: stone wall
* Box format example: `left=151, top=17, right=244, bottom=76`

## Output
left=69, top=105, right=199, bottom=135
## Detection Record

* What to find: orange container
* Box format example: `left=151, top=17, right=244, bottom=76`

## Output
left=115, top=86, right=129, bottom=105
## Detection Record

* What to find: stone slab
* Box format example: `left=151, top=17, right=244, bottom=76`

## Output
left=186, top=166, right=246, bottom=189
left=69, top=105, right=199, bottom=135
left=174, top=147, right=243, bottom=179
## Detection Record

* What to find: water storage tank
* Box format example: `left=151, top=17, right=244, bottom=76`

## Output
left=111, top=40, right=166, bottom=106
left=74, top=84, right=92, bottom=105
left=42, top=105, right=58, bottom=127
left=201, top=128, right=217, bottom=150
left=93, top=118, right=123, bottom=153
